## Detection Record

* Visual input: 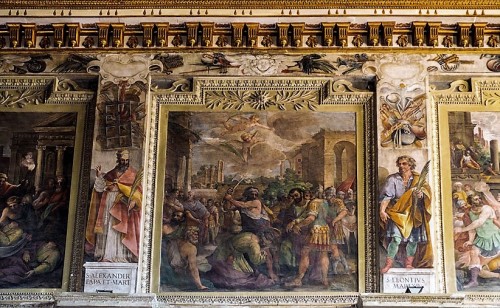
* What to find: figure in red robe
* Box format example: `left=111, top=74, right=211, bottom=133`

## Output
left=85, top=150, right=142, bottom=262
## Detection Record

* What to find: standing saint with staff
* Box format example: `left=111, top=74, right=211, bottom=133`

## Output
left=379, top=155, right=432, bottom=273
left=85, top=149, right=143, bottom=263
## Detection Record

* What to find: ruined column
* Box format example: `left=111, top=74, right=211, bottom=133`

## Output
left=209, top=165, right=215, bottom=187
left=56, top=146, right=67, bottom=176
left=217, top=160, right=224, bottom=183
left=177, top=156, right=186, bottom=190
left=34, top=145, right=45, bottom=191
left=491, top=140, right=499, bottom=172
left=184, top=143, right=193, bottom=192
left=203, top=166, right=209, bottom=187
left=7, top=145, right=18, bottom=182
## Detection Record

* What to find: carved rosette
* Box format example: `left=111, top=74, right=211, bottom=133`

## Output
left=154, top=77, right=373, bottom=110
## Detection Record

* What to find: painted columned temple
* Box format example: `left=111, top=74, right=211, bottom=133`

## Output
left=1, top=1, right=500, bottom=307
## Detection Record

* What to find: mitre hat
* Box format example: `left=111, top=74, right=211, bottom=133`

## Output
left=117, top=149, right=130, bottom=159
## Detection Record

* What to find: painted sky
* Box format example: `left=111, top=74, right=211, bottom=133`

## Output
left=471, top=112, right=500, bottom=142
left=189, top=111, right=355, bottom=180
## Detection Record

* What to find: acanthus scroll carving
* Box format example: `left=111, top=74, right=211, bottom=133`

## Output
left=199, top=78, right=329, bottom=111
left=482, top=92, right=500, bottom=106
left=153, top=77, right=374, bottom=110
left=0, top=77, right=95, bottom=107
left=205, top=89, right=319, bottom=111
left=431, top=78, right=500, bottom=106
left=0, top=87, right=46, bottom=107
left=0, top=77, right=52, bottom=107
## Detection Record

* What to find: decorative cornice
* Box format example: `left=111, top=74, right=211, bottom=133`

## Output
left=431, top=78, right=500, bottom=106
left=1, top=292, right=499, bottom=306
left=1, top=20, right=500, bottom=51
left=0, top=77, right=51, bottom=107
left=362, top=294, right=464, bottom=305
left=154, top=77, right=373, bottom=110
left=55, top=293, right=156, bottom=306
left=362, top=293, right=500, bottom=306
left=157, top=293, right=360, bottom=306
left=0, top=292, right=55, bottom=303
left=0, top=76, right=94, bottom=107
left=1, top=0, right=499, bottom=10
left=475, top=78, right=500, bottom=106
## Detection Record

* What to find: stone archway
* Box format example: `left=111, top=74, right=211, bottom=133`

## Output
left=333, top=140, right=356, bottom=188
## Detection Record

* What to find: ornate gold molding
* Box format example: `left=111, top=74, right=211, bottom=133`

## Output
left=153, top=77, right=372, bottom=109
left=0, top=77, right=94, bottom=107
left=475, top=79, right=500, bottom=106
left=430, top=77, right=500, bottom=297
left=145, top=76, right=376, bottom=295
left=1, top=20, right=500, bottom=50
left=1, top=0, right=499, bottom=9
left=157, top=294, right=360, bottom=306
left=430, top=78, right=500, bottom=106
left=0, top=293, right=55, bottom=303
left=362, top=294, right=463, bottom=306
left=56, top=293, right=156, bottom=306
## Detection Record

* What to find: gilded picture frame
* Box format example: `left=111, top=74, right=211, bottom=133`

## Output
left=0, top=76, right=94, bottom=299
left=434, top=77, right=500, bottom=302
left=144, top=75, right=377, bottom=305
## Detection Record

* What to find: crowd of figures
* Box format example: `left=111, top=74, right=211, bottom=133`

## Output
left=448, top=133, right=500, bottom=290
left=453, top=180, right=500, bottom=290
left=451, top=139, right=497, bottom=177
left=0, top=172, right=68, bottom=288
left=161, top=185, right=358, bottom=291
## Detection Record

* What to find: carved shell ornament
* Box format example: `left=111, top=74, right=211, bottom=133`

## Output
left=87, top=54, right=164, bottom=85
left=239, top=54, right=285, bottom=75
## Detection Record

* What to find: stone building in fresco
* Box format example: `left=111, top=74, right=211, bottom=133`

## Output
left=291, top=129, right=356, bottom=189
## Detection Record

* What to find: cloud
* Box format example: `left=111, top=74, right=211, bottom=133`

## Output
left=471, top=112, right=500, bottom=141
left=188, top=111, right=355, bottom=179
left=268, top=112, right=355, bottom=142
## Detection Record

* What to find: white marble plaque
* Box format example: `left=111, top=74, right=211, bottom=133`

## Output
left=84, top=262, right=137, bottom=294
left=382, top=268, right=436, bottom=293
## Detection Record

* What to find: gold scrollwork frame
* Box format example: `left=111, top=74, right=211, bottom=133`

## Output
left=142, top=75, right=377, bottom=305
left=432, top=77, right=500, bottom=303
left=0, top=76, right=95, bottom=300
